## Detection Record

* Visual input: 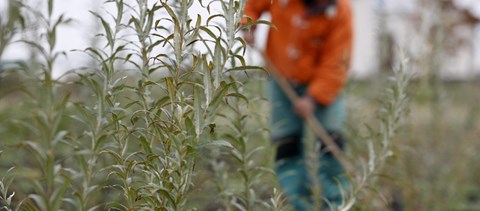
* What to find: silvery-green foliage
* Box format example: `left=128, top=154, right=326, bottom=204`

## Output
left=2, top=0, right=77, bottom=210
left=0, top=155, right=17, bottom=211
left=215, top=82, right=272, bottom=211
left=0, top=0, right=276, bottom=210
left=0, top=2, right=24, bottom=210
left=304, top=129, right=323, bottom=210
left=72, top=0, right=268, bottom=210
left=261, top=188, right=289, bottom=211
left=0, top=0, right=24, bottom=59
left=339, top=55, right=412, bottom=211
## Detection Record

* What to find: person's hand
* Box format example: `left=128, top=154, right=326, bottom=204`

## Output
left=242, top=29, right=255, bottom=46
left=294, top=95, right=316, bottom=119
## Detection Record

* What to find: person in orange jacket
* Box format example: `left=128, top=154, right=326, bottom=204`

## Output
left=242, top=0, right=353, bottom=209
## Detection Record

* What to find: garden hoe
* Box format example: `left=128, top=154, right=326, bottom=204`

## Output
left=251, top=46, right=354, bottom=174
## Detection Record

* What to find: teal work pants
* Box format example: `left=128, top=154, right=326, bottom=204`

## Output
left=268, top=79, right=348, bottom=210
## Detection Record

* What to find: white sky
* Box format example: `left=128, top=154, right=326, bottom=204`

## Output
left=1, top=0, right=480, bottom=79
left=1, top=0, right=240, bottom=77
left=1, top=0, right=99, bottom=76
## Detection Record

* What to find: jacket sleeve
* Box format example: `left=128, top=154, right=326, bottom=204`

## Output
left=306, top=9, right=353, bottom=105
left=242, top=0, right=272, bottom=23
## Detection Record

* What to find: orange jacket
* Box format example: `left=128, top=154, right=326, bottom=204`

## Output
left=243, top=0, right=353, bottom=105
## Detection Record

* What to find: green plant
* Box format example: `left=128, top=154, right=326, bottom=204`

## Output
left=2, top=0, right=77, bottom=210
left=0, top=152, right=18, bottom=211
left=0, top=0, right=272, bottom=210
left=340, top=55, right=412, bottom=211
left=8, top=0, right=472, bottom=210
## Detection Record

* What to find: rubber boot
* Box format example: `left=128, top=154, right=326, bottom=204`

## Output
left=275, top=156, right=310, bottom=211
left=318, top=154, right=349, bottom=208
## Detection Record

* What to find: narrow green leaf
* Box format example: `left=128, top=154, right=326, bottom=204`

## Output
left=226, top=0, right=235, bottom=48
left=165, top=77, right=176, bottom=108
left=202, top=55, right=212, bottom=106
left=186, top=14, right=202, bottom=45
left=179, top=0, right=188, bottom=26
left=201, top=140, right=234, bottom=149
left=159, top=5, right=183, bottom=69
left=199, top=26, right=218, bottom=40
left=246, top=146, right=265, bottom=160
left=52, top=131, right=68, bottom=146
left=206, top=14, right=224, bottom=26
left=194, top=85, right=203, bottom=138
left=115, top=0, right=124, bottom=26
left=213, top=38, right=223, bottom=88
left=48, top=0, right=53, bottom=17
left=29, top=194, right=47, bottom=211
left=226, top=65, right=265, bottom=72
left=138, top=136, right=153, bottom=154
left=145, top=7, right=156, bottom=36
left=6, top=191, right=15, bottom=205
left=230, top=149, right=244, bottom=164
left=232, top=53, right=247, bottom=67
left=23, top=141, right=47, bottom=163
left=239, top=19, right=277, bottom=32
left=156, top=188, right=176, bottom=206
left=208, top=83, right=229, bottom=113
left=226, top=93, right=249, bottom=104
left=90, top=11, right=114, bottom=48
left=50, top=179, right=70, bottom=211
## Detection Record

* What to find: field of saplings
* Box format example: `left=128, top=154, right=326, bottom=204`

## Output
left=1, top=0, right=479, bottom=210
